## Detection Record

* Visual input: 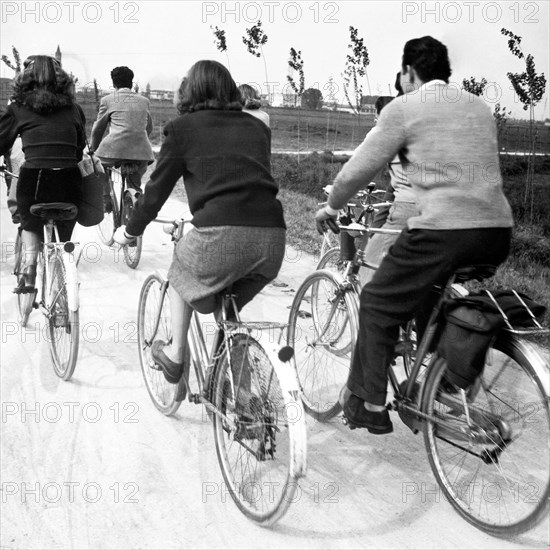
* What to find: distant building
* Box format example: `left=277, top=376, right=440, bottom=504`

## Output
left=55, top=45, right=62, bottom=64
left=149, top=89, right=174, bottom=101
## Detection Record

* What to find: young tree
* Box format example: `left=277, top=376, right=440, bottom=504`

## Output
left=342, top=26, right=370, bottom=116
left=287, top=47, right=305, bottom=108
left=133, top=83, right=140, bottom=94
left=462, top=76, right=487, bottom=97
left=93, top=79, right=101, bottom=113
left=1, top=46, right=21, bottom=74
left=211, top=25, right=231, bottom=71
left=501, top=28, right=547, bottom=219
left=242, top=21, right=269, bottom=87
left=462, top=76, right=511, bottom=135
left=144, top=82, right=151, bottom=99
left=302, top=88, right=323, bottom=110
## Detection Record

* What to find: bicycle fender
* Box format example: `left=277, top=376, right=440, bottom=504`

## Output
left=62, top=251, right=79, bottom=312
left=264, top=344, right=308, bottom=479
left=509, top=336, right=550, bottom=397
left=153, top=269, right=168, bottom=283
left=125, top=188, right=141, bottom=204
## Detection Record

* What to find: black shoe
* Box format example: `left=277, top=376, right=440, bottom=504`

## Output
left=151, top=340, right=184, bottom=384
left=340, top=388, right=393, bottom=434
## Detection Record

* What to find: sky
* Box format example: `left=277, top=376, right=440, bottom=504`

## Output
left=1, top=0, right=549, bottom=119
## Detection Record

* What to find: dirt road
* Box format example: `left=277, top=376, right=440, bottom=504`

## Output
left=1, top=197, right=548, bottom=550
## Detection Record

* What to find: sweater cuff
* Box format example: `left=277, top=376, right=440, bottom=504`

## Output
left=325, top=204, right=339, bottom=216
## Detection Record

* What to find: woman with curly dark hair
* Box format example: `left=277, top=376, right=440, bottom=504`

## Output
left=114, top=60, right=286, bottom=388
left=0, top=55, right=86, bottom=292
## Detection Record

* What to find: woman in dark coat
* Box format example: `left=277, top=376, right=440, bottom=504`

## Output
left=0, top=55, right=85, bottom=292
left=114, top=60, right=286, bottom=387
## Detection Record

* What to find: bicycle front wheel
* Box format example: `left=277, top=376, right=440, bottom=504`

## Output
left=122, top=192, right=142, bottom=269
left=46, top=251, right=79, bottom=380
left=422, top=334, right=550, bottom=536
left=137, top=274, right=186, bottom=416
left=320, top=231, right=340, bottom=258
left=288, top=270, right=359, bottom=421
left=212, top=333, right=305, bottom=525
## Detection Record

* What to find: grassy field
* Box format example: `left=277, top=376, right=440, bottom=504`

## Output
left=79, top=99, right=550, bottom=154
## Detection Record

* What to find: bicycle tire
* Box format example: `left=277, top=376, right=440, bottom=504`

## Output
left=122, top=192, right=142, bottom=269
left=212, top=333, right=304, bottom=525
left=137, top=274, right=186, bottom=416
left=287, top=269, right=359, bottom=421
left=422, top=334, right=550, bottom=536
left=316, top=247, right=348, bottom=279
left=96, top=172, right=119, bottom=246
left=46, top=251, right=79, bottom=380
left=320, top=231, right=340, bottom=259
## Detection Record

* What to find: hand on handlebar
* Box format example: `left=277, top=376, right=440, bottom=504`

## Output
left=315, top=206, right=340, bottom=235
left=113, top=225, right=138, bottom=246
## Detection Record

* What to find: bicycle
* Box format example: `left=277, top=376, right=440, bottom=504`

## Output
left=137, top=217, right=307, bottom=525
left=3, top=164, right=80, bottom=380
left=96, top=164, right=142, bottom=269
left=289, top=223, right=550, bottom=535
left=319, top=182, right=390, bottom=258
left=292, top=212, right=416, bottom=421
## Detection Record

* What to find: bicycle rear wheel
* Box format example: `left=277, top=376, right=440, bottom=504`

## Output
left=288, top=270, right=358, bottom=421
left=422, top=335, right=550, bottom=536
left=122, top=192, right=142, bottom=269
left=212, top=333, right=305, bottom=525
left=46, top=251, right=79, bottom=380
left=137, top=274, right=186, bottom=415
left=96, top=172, right=118, bottom=246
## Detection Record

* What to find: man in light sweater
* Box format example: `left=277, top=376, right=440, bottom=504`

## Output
left=316, top=36, right=513, bottom=434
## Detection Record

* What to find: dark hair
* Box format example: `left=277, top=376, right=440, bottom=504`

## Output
left=402, top=36, right=452, bottom=83
left=12, top=55, right=76, bottom=113
left=394, top=72, right=404, bottom=96
left=176, top=60, right=242, bottom=114
left=238, top=84, right=261, bottom=109
left=374, top=96, right=394, bottom=115
left=111, top=66, right=134, bottom=89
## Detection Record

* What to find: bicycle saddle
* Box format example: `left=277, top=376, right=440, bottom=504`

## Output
left=30, top=202, right=78, bottom=221
left=454, top=264, right=497, bottom=282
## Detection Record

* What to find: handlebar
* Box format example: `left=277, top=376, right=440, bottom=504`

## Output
left=0, top=164, right=18, bottom=178
left=337, top=222, right=401, bottom=236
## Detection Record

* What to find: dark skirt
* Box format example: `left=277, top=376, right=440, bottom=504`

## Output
left=16, top=166, right=82, bottom=241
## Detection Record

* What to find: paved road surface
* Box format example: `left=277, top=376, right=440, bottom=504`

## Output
left=1, top=197, right=548, bottom=549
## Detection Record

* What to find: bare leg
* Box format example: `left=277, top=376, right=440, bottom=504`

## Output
left=161, top=284, right=192, bottom=364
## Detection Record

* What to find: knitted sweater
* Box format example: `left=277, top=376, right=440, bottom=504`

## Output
left=0, top=102, right=85, bottom=169
left=329, top=81, right=513, bottom=230
left=126, top=109, right=285, bottom=236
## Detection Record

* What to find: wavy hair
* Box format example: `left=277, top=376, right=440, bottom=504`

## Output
left=176, top=60, right=242, bottom=114
left=402, top=36, right=452, bottom=83
left=238, top=84, right=262, bottom=110
left=11, top=55, right=76, bottom=113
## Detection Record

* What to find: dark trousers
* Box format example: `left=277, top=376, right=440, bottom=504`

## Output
left=348, top=227, right=512, bottom=405
left=99, top=158, right=149, bottom=193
